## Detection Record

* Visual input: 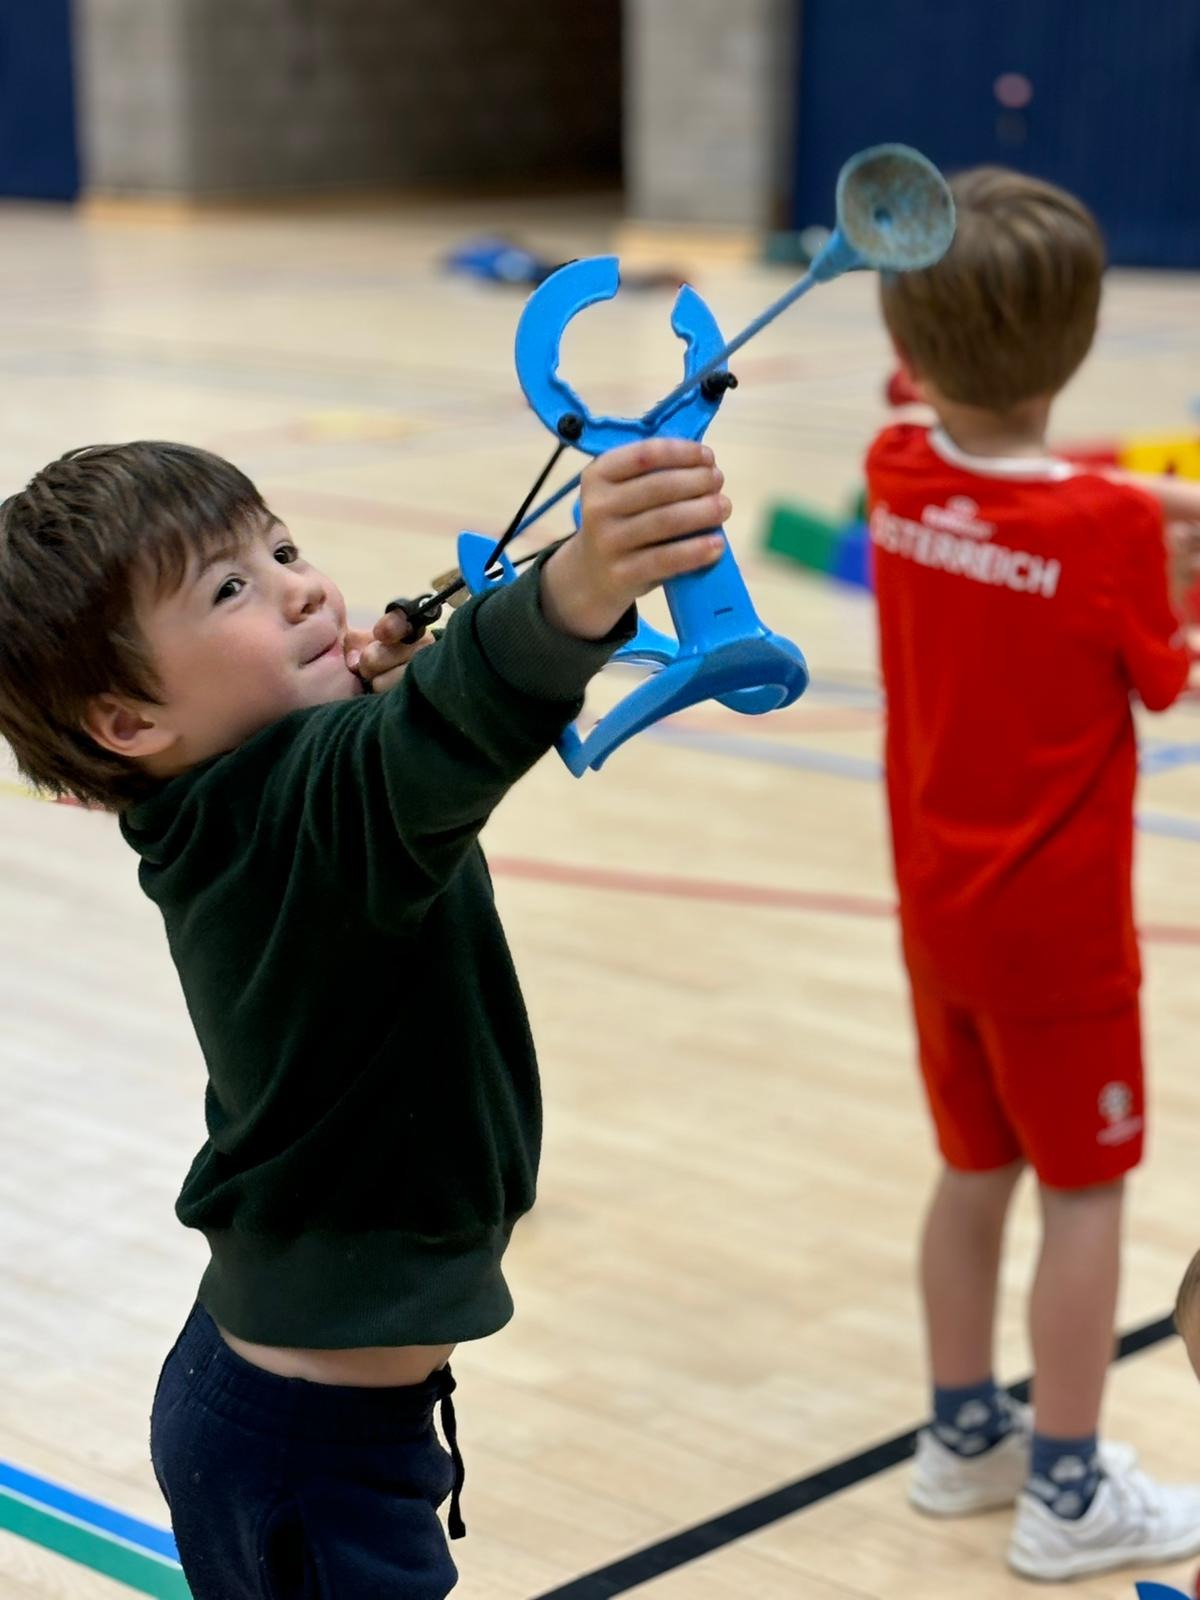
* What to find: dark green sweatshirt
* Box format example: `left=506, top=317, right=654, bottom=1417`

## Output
left=121, top=557, right=632, bottom=1348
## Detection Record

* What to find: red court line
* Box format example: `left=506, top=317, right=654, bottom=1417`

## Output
left=1140, top=923, right=1200, bottom=947
left=489, top=856, right=895, bottom=918
left=268, top=487, right=472, bottom=539
left=15, top=790, right=1200, bottom=946
left=490, top=856, right=1200, bottom=947
left=720, top=353, right=812, bottom=385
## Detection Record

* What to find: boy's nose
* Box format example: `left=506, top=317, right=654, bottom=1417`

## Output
left=285, top=567, right=328, bottom=620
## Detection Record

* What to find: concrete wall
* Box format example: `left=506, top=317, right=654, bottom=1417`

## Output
left=623, top=0, right=797, bottom=228
left=76, top=0, right=193, bottom=193
left=75, top=0, right=622, bottom=198
left=75, top=0, right=793, bottom=222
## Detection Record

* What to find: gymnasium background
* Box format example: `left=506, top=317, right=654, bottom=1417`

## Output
left=2, top=4, right=1199, bottom=1600
left=6, top=2, right=1197, bottom=262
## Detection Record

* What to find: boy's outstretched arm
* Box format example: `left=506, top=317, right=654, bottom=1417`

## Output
left=1113, top=493, right=1193, bottom=711
left=1103, top=469, right=1200, bottom=617
left=1106, top=469, right=1200, bottom=525
left=270, top=438, right=730, bottom=926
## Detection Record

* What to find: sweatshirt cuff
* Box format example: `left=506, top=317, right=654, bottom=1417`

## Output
left=472, top=543, right=636, bottom=702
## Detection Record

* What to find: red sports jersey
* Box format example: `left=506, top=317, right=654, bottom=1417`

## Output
left=866, top=424, right=1190, bottom=1018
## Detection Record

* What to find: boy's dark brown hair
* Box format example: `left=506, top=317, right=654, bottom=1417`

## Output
left=0, top=441, right=268, bottom=810
left=881, top=166, right=1105, bottom=412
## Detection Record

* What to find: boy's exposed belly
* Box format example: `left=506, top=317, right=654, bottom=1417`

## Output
left=219, top=1327, right=456, bottom=1387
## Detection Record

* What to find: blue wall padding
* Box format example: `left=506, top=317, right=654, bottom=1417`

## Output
left=792, top=0, right=1200, bottom=268
left=0, top=1, right=79, bottom=200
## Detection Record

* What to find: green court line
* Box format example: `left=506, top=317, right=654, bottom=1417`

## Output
left=0, top=1489, right=192, bottom=1598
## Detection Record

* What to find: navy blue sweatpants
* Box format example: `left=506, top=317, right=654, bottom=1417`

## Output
left=151, top=1305, right=463, bottom=1599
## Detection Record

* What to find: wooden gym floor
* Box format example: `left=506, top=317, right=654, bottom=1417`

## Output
left=1, top=193, right=1199, bottom=1599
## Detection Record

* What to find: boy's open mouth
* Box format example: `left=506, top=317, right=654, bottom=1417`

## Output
left=301, top=635, right=340, bottom=666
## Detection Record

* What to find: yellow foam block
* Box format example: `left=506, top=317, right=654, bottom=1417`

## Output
left=1118, top=435, right=1200, bottom=479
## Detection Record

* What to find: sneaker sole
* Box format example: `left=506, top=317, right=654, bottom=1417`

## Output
left=1009, top=1524, right=1200, bottom=1581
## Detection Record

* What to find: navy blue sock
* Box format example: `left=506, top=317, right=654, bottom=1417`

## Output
left=932, top=1379, right=1016, bottom=1456
left=1027, top=1434, right=1102, bottom=1519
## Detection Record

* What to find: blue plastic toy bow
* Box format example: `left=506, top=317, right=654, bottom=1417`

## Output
left=458, top=260, right=809, bottom=774
left=441, top=144, right=955, bottom=775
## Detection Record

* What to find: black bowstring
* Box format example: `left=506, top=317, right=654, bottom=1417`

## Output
left=387, top=437, right=570, bottom=635
left=388, top=338, right=743, bottom=641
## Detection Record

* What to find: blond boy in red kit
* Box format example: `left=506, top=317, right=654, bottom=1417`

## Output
left=866, top=166, right=1200, bottom=1582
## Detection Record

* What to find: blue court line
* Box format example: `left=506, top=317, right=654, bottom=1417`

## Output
left=0, top=1459, right=179, bottom=1561
left=1138, top=810, right=1200, bottom=841
left=1139, top=742, right=1200, bottom=775
left=649, top=724, right=883, bottom=780
left=646, top=726, right=1200, bottom=841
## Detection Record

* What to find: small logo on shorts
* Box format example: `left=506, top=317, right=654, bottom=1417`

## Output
left=1097, top=1080, right=1142, bottom=1146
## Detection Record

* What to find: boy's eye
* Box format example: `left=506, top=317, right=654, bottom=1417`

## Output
left=213, top=576, right=245, bottom=604
left=274, top=542, right=299, bottom=565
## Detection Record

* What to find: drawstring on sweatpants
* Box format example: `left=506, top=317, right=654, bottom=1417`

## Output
left=435, top=1365, right=466, bottom=1539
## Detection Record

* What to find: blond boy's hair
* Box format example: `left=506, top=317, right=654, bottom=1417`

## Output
left=880, top=166, right=1105, bottom=412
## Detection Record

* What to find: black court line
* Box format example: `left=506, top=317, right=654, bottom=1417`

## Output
left=531, top=1312, right=1177, bottom=1600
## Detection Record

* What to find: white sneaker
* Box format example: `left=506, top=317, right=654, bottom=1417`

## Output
left=1009, top=1463, right=1200, bottom=1580
left=910, top=1417, right=1031, bottom=1515
left=910, top=1402, right=1139, bottom=1518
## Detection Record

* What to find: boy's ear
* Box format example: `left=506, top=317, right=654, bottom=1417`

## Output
left=896, top=334, right=921, bottom=374
left=81, top=694, right=177, bottom=760
left=887, top=337, right=931, bottom=406
left=889, top=337, right=920, bottom=385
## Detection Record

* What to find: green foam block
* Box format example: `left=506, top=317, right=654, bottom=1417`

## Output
left=763, top=501, right=842, bottom=574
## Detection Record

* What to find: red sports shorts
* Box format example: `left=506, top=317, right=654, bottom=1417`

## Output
left=909, top=982, right=1145, bottom=1189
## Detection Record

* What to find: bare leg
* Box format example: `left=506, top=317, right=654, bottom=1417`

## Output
left=920, top=1161, right=1025, bottom=1386
left=1029, top=1178, right=1124, bottom=1438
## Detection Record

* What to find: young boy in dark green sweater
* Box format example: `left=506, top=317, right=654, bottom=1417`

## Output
left=0, top=434, right=730, bottom=1598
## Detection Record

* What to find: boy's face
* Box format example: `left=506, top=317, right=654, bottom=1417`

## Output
left=127, top=514, right=360, bottom=774
left=1181, top=1307, right=1200, bottom=1383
